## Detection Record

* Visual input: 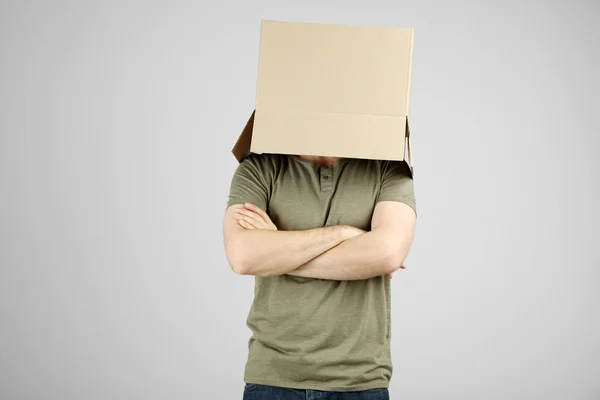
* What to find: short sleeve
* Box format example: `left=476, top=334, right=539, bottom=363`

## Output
left=226, top=154, right=270, bottom=211
left=376, top=160, right=417, bottom=216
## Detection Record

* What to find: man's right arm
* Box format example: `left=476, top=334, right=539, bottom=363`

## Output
left=223, top=204, right=361, bottom=277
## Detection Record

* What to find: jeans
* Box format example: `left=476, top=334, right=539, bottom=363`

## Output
left=242, top=383, right=390, bottom=400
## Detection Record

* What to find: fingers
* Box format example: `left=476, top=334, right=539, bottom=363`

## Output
left=244, top=203, right=271, bottom=222
left=239, top=203, right=277, bottom=231
left=234, top=208, right=267, bottom=229
left=387, top=264, right=408, bottom=279
left=238, top=218, right=256, bottom=230
left=234, top=205, right=277, bottom=230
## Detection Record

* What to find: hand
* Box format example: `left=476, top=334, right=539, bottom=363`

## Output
left=386, top=264, right=407, bottom=279
left=234, top=203, right=278, bottom=231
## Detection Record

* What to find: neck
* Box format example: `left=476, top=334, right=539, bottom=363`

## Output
left=296, top=155, right=340, bottom=167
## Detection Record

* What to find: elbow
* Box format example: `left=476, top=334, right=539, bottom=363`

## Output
left=381, top=245, right=406, bottom=274
left=224, top=235, right=265, bottom=276
left=229, top=257, right=248, bottom=275
left=227, top=251, right=253, bottom=275
left=225, top=242, right=252, bottom=275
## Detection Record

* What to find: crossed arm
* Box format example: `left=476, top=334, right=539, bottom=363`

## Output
left=223, top=201, right=416, bottom=281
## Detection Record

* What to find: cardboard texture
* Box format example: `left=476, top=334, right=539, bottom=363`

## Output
left=232, top=20, right=414, bottom=175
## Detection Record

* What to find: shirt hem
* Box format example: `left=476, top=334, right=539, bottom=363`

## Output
left=243, top=376, right=389, bottom=392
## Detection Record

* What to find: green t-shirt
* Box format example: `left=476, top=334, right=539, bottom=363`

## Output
left=226, top=153, right=417, bottom=392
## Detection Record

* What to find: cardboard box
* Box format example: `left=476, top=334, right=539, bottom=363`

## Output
left=232, top=20, right=414, bottom=175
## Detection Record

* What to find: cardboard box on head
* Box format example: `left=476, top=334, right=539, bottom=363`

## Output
left=232, top=20, right=414, bottom=177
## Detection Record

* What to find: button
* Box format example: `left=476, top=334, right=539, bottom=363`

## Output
left=323, top=175, right=330, bottom=180
left=323, top=166, right=329, bottom=169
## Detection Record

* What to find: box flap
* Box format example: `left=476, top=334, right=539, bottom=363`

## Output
left=252, top=109, right=407, bottom=160
left=405, top=117, right=414, bottom=178
left=232, top=110, right=255, bottom=163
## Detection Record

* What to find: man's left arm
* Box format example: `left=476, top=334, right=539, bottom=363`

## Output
left=290, top=159, right=417, bottom=280
left=287, top=200, right=416, bottom=280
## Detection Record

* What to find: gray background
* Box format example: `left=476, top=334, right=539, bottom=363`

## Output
left=1, top=0, right=598, bottom=399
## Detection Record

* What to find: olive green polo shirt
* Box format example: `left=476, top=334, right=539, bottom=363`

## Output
left=226, top=153, right=416, bottom=392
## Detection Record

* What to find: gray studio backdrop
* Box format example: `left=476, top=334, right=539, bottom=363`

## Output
left=1, top=1, right=598, bottom=399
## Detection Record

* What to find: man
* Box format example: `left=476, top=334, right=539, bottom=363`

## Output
left=223, top=151, right=417, bottom=400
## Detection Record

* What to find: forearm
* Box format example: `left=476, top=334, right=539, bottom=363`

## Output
left=287, top=228, right=405, bottom=281
left=227, top=225, right=351, bottom=277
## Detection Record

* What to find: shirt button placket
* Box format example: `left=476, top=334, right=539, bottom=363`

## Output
left=320, top=166, right=332, bottom=191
